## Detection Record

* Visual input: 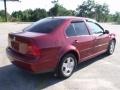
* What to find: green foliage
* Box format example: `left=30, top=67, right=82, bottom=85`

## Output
left=112, top=12, right=120, bottom=24
left=10, top=4, right=74, bottom=22
left=76, top=0, right=109, bottom=22
left=94, top=3, right=109, bottom=22
left=11, top=8, right=47, bottom=22
left=32, top=8, right=48, bottom=21
left=76, top=0, right=95, bottom=17
left=48, top=4, right=74, bottom=16
left=49, top=4, right=59, bottom=16
left=0, top=10, right=10, bottom=22
left=0, top=0, right=120, bottom=23
left=107, top=14, right=114, bottom=22
left=11, top=10, right=23, bottom=21
left=112, top=12, right=120, bottom=21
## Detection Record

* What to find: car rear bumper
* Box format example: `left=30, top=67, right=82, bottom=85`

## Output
left=6, top=47, right=54, bottom=73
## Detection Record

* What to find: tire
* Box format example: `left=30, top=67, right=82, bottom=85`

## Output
left=57, top=53, right=77, bottom=78
left=106, top=40, right=116, bottom=55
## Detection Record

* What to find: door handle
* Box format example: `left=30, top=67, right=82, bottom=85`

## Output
left=74, top=40, right=79, bottom=43
left=72, top=40, right=79, bottom=45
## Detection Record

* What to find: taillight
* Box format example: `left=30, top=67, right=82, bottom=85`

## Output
left=27, top=44, right=40, bottom=56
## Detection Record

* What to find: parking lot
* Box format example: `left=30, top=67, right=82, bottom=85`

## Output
left=0, top=23, right=120, bottom=90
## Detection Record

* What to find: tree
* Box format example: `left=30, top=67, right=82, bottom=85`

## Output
left=107, top=14, right=114, bottom=22
left=22, top=9, right=34, bottom=21
left=11, top=10, right=23, bottom=21
left=32, top=8, right=47, bottom=21
left=1, top=0, right=118, bottom=23
left=48, top=4, right=74, bottom=16
left=0, top=10, right=10, bottom=22
left=11, top=8, right=47, bottom=22
left=76, top=0, right=109, bottom=22
left=94, top=3, right=109, bottom=22
left=49, top=4, right=60, bottom=16
left=76, top=0, right=95, bottom=18
left=113, top=12, right=120, bottom=21
left=112, top=12, right=120, bottom=24
left=0, top=0, right=20, bottom=22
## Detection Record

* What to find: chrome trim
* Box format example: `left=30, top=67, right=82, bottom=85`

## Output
left=80, top=47, right=93, bottom=53
left=95, top=43, right=109, bottom=48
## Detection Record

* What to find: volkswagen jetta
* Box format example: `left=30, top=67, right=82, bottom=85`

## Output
left=6, top=16, right=116, bottom=78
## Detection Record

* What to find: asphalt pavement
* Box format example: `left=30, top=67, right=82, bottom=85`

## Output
left=0, top=23, right=120, bottom=90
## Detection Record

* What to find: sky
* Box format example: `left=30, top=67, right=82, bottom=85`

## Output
left=0, top=0, right=120, bottom=14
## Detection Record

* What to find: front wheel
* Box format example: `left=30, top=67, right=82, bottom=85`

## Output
left=57, top=54, right=77, bottom=78
left=106, top=40, right=116, bottom=55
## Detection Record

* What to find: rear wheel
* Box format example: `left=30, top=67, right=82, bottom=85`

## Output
left=106, top=40, right=115, bottom=55
left=57, top=54, right=77, bottom=78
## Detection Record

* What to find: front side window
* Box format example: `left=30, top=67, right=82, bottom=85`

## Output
left=87, top=22, right=104, bottom=34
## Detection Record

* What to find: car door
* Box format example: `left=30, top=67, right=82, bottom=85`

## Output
left=86, top=21, right=109, bottom=54
left=65, top=21, right=95, bottom=61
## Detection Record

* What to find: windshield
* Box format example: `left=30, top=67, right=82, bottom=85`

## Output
left=24, top=18, right=64, bottom=33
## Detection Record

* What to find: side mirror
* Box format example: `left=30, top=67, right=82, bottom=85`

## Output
left=104, top=30, right=109, bottom=34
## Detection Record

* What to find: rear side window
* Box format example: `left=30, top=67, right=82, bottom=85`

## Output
left=66, top=24, right=76, bottom=37
left=25, top=18, right=64, bottom=33
left=66, top=21, right=89, bottom=37
left=73, top=22, right=89, bottom=35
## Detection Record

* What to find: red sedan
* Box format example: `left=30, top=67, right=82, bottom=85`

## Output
left=6, top=16, right=116, bottom=78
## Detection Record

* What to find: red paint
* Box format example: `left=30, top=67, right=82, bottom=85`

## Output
left=6, top=17, right=116, bottom=73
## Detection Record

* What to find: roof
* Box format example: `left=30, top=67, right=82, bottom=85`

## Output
left=47, top=16, right=97, bottom=22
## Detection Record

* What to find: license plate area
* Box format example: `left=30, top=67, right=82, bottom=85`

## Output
left=11, top=41, right=19, bottom=51
left=19, top=43, right=27, bottom=54
left=8, top=35, right=29, bottom=54
left=9, top=40, right=27, bottom=54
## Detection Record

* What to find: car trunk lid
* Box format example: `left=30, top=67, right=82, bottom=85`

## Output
left=8, top=31, right=46, bottom=56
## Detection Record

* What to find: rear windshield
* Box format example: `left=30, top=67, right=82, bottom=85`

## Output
left=24, top=18, right=64, bottom=33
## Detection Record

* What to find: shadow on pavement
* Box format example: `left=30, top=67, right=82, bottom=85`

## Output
left=76, top=53, right=108, bottom=71
left=0, top=53, right=108, bottom=90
